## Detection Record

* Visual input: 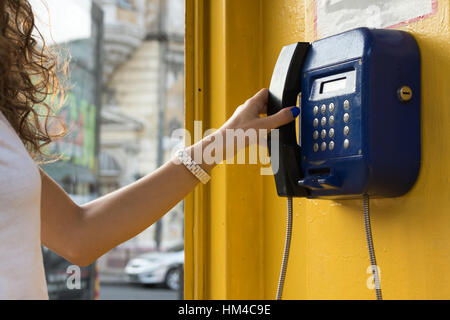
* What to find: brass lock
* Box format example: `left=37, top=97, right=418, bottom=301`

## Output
left=398, top=86, right=413, bottom=102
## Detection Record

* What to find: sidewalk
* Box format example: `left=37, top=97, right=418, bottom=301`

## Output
left=99, top=272, right=128, bottom=285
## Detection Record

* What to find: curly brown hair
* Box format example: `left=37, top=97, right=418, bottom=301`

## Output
left=0, top=0, right=67, bottom=161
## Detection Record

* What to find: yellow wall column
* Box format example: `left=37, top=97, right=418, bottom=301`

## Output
left=186, top=0, right=450, bottom=300
left=185, top=0, right=266, bottom=299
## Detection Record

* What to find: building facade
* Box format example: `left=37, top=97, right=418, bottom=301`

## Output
left=94, top=0, right=185, bottom=274
left=35, top=0, right=104, bottom=206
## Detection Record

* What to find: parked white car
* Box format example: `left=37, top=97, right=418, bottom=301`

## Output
left=125, top=246, right=184, bottom=290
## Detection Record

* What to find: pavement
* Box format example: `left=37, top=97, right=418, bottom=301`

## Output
left=100, top=282, right=179, bottom=300
left=99, top=272, right=180, bottom=300
left=99, top=272, right=128, bottom=285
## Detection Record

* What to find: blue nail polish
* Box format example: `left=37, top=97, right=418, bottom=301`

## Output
left=290, top=107, right=300, bottom=118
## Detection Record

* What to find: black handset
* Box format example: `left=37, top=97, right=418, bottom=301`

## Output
left=268, top=42, right=310, bottom=198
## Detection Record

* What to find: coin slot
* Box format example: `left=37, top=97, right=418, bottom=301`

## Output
left=309, top=168, right=331, bottom=176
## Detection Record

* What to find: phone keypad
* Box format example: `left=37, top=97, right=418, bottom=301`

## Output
left=309, top=99, right=354, bottom=155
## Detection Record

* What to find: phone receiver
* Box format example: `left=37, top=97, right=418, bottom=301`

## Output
left=268, top=42, right=310, bottom=197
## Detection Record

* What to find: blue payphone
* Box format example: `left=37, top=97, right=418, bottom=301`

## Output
left=268, top=28, right=421, bottom=300
left=268, top=27, right=421, bottom=199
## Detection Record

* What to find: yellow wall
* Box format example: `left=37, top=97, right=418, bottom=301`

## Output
left=185, top=0, right=450, bottom=300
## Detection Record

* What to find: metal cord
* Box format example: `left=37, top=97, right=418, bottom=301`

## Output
left=276, top=197, right=293, bottom=300
left=276, top=195, right=382, bottom=300
left=363, top=194, right=383, bottom=300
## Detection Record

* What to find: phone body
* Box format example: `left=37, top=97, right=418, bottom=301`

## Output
left=268, top=27, right=421, bottom=199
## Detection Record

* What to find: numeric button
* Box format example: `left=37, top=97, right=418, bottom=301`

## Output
left=313, top=143, right=319, bottom=152
left=313, top=118, right=319, bottom=128
left=343, top=126, right=350, bottom=136
left=329, top=103, right=335, bottom=112
left=344, top=100, right=350, bottom=110
left=344, top=139, right=350, bottom=149
left=343, top=113, right=350, bottom=123
left=329, top=116, right=335, bottom=126
left=329, top=128, right=335, bottom=138
left=313, top=106, right=319, bottom=115
left=329, top=141, right=335, bottom=151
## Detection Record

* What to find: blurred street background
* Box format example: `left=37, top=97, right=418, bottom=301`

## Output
left=100, top=284, right=178, bottom=300
left=31, top=0, right=185, bottom=300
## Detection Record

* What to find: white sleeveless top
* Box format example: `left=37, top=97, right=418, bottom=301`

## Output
left=0, top=112, right=48, bottom=299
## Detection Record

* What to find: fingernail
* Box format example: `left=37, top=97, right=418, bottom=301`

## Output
left=290, top=107, right=300, bottom=118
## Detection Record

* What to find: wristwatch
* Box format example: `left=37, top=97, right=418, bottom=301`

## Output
left=176, top=150, right=211, bottom=184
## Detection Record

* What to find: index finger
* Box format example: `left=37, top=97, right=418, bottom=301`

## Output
left=247, top=88, right=269, bottom=114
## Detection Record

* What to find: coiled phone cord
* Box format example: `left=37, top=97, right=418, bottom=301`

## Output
left=276, top=197, right=293, bottom=300
left=363, top=194, right=383, bottom=300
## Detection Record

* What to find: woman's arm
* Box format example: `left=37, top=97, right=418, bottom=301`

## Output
left=40, top=136, right=214, bottom=266
left=40, top=89, right=297, bottom=266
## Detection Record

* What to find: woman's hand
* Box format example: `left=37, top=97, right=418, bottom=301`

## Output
left=210, top=88, right=300, bottom=157
left=190, top=88, right=300, bottom=170
left=220, top=88, right=299, bottom=132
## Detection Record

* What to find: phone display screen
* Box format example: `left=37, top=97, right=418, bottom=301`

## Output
left=320, top=77, right=347, bottom=93
left=310, top=69, right=356, bottom=100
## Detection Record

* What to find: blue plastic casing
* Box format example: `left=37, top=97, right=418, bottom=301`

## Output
left=299, top=28, right=421, bottom=199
